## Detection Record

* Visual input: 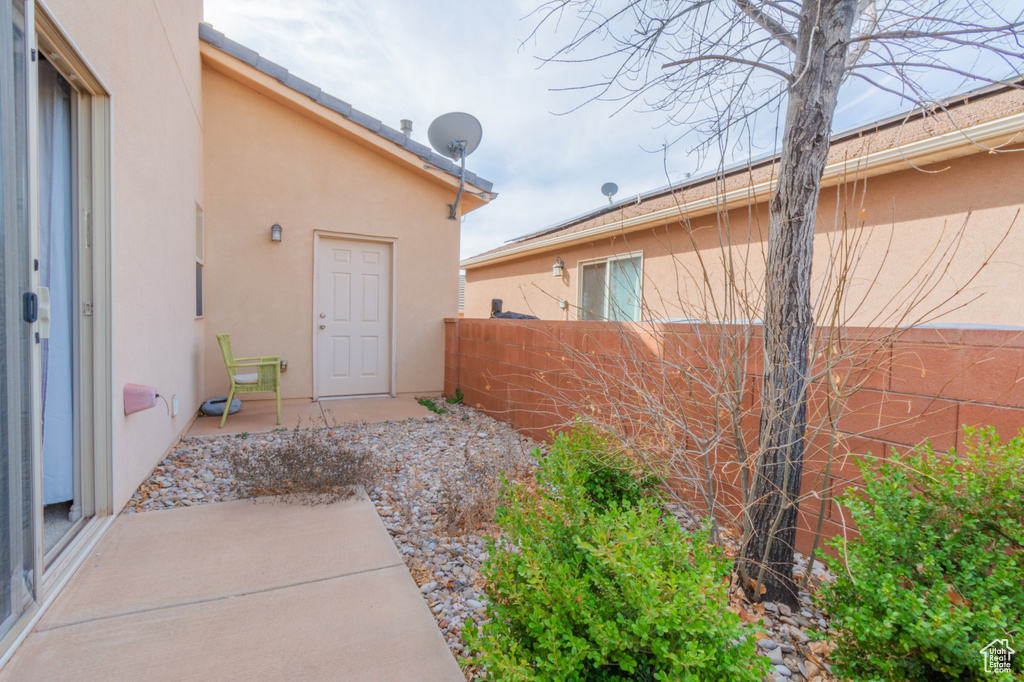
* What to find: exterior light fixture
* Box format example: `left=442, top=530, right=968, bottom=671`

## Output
left=270, top=223, right=282, bottom=242
left=553, top=257, right=564, bottom=278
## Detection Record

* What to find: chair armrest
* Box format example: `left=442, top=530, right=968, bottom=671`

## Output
left=230, top=358, right=281, bottom=368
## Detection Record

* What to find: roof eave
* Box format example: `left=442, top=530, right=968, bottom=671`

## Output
left=461, top=110, right=1024, bottom=269
left=199, top=38, right=493, bottom=213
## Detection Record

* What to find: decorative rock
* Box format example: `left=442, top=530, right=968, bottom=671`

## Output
left=789, top=626, right=810, bottom=643
left=774, top=664, right=793, bottom=677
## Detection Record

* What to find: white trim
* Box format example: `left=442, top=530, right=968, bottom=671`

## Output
left=311, top=231, right=398, bottom=400
left=461, top=111, right=1024, bottom=269
left=576, top=251, right=644, bottom=322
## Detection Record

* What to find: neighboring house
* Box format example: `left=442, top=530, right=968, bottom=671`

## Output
left=0, top=0, right=492, bottom=660
left=462, top=84, right=1024, bottom=327
left=459, top=272, right=466, bottom=318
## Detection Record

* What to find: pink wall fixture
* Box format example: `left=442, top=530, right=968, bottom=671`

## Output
left=123, top=384, right=158, bottom=415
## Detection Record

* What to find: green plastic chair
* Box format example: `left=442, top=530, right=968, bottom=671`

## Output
left=216, top=333, right=282, bottom=428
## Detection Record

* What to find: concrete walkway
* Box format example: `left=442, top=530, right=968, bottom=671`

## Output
left=1, top=493, right=463, bottom=681
left=188, top=397, right=433, bottom=437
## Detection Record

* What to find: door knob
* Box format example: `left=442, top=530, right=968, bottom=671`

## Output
left=319, top=324, right=326, bottom=329
left=320, top=313, right=326, bottom=319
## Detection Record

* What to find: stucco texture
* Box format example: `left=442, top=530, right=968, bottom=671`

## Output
left=465, top=147, right=1024, bottom=327
left=201, top=59, right=464, bottom=401
left=43, top=0, right=206, bottom=510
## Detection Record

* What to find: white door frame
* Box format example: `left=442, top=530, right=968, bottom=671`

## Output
left=311, top=231, right=397, bottom=400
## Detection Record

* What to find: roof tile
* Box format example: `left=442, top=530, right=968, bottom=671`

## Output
left=198, top=23, right=225, bottom=48
left=219, top=36, right=258, bottom=67
left=283, top=73, right=321, bottom=101
left=316, top=92, right=353, bottom=117
left=199, top=25, right=495, bottom=192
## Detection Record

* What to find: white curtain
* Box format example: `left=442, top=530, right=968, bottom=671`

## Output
left=39, top=61, right=74, bottom=506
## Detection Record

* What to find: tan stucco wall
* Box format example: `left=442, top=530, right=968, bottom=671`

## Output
left=201, top=64, right=462, bottom=401
left=465, top=148, right=1024, bottom=327
left=43, top=0, right=206, bottom=509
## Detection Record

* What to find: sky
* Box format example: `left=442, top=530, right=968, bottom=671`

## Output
left=202, top=1, right=1021, bottom=260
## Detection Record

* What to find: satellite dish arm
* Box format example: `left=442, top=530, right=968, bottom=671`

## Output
left=447, top=140, right=468, bottom=221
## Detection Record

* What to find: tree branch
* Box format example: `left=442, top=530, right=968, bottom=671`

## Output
left=733, top=0, right=798, bottom=53
left=662, top=54, right=793, bottom=82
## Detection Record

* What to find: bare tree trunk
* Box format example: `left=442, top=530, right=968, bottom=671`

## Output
left=741, top=0, right=858, bottom=605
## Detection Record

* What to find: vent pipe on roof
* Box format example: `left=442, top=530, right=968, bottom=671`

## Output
left=401, top=119, right=413, bottom=136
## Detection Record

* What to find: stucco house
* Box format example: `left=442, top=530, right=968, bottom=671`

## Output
left=462, top=83, right=1024, bottom=328
left=0, top=0, right=492, bottom=659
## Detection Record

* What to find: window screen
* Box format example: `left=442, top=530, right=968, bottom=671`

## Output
left=579, top=254, right=642, bottom=321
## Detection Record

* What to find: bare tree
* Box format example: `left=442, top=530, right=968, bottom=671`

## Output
left=526, top=0, right=1023, bottom=604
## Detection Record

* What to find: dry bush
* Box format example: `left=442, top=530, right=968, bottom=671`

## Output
left=437, top=444, right=534, bottom=534
left=231, top=426, right=379, bottom=505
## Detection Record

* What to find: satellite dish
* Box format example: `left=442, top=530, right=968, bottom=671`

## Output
left=427, top=112, right=484, bottom=220
left=601, top=182, right=618, bottom=203
left=428, top=112, right=482, bottom=160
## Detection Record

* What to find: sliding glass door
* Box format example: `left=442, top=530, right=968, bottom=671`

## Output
left=0, top=0, right=38, bottom=642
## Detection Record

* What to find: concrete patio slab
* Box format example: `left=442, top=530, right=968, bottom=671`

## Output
left=1, top=494, right=463, bottom=681
left=188, top=398, right=326, bottom=437
left=187, top=396, right=433, bottom=437
left=319, top=396, right=432, bottom=426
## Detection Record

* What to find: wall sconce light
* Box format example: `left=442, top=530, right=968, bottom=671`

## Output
left=270, top=223, right=283, bottom=242
left=552, top=257, right=564, bottom=278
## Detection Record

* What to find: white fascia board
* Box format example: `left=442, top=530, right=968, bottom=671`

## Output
left=461, top=112, right=1024, bottom=269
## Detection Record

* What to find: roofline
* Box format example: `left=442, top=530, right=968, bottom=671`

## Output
left=461, top=109, right=1024, bottom=269
left=198, top=24, right=496, bottom=204
left=498, top=79, right=1023, bottom=247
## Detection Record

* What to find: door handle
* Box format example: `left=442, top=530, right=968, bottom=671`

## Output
left=23, top=292, right=38, bottom=323
left=37, top=287, right=51, bottom=339
left=319, top=324, right=326, bottom=329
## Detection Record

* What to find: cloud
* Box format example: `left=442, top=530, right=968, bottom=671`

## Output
left=204, top=0, right=705, bottom=258
left=203, top=1, right=1022, bottom=259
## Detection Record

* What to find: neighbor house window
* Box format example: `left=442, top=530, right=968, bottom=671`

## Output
left=579, top=253, right=642, bottom=321
left=195, top=202, right=204, bottom=317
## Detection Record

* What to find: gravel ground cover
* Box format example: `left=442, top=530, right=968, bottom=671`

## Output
left=123, top=401, right=539, bottom=678
left=125, top=401, right=836, bottom=681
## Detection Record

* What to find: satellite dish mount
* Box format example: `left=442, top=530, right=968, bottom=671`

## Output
left=428, top=112, right=483, bottom=221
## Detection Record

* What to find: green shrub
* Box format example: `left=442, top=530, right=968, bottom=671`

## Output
left=539, top=425, right=660, bottom=513
left=465, top=428, right=767, bottom=681
left=818, top=427, right=1024, bottom=680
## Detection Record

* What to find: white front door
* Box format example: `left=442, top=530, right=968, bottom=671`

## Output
left=315, top=237, right=392, bottom=397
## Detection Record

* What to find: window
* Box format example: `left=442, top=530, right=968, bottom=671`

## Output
left=195, top=202, right=204, bottom=317
left=579, top=253, right=642, bottom=321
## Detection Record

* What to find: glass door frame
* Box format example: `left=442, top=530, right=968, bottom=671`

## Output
left=0, top=0, right=113, bottom=664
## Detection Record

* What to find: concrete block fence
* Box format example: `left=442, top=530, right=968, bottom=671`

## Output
left=444, top=318, right=1024, bottom=552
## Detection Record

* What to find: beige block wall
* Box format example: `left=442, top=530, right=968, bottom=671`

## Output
left=43, top=0, right=205, bottom=509
left=201, top=65, right=461, bottom=401
left=465, top=148, right=1024, bottom=327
